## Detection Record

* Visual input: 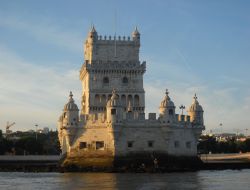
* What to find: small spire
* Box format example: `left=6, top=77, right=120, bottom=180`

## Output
left=194, top=93, right=197, bottom=100
left=165, top=89, right=169, bottom=96
left=134, top=26, right=139, bottom=34
left=69, top=91, right=73, bottom=99
left=132, top=26, right=140, bottom=36
left=90, top=24, right=96, bottom=33
left=165, top=89, right=170, bottom=100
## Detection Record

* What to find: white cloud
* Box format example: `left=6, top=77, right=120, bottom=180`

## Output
left=0, top=46, right=81, bottom=131
left=0, top=16, right=84, bottom=53
left=1, top=45, right=249, bottom=133
left=143, top=56, right=250, bottom=133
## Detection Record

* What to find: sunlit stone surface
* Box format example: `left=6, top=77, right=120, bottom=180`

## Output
left=57, top=26, right=205, bottom=168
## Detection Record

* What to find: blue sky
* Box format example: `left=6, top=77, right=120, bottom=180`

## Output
left=0, top=0, right=250, bottom=134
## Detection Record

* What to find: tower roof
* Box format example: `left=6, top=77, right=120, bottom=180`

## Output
left=90, top=25, right=97, bottom=33
left=64, top=91, right=79, bottom=111
left=160, top=89, right=175, bottom=108
left=132, top=26, right=140, bottom=36
left=189, top=94, right=203, bottom=112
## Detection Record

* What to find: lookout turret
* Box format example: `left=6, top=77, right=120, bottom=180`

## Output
left=132, top=26, right=140, bottom=45
left=159, top=89, right=176, bottom=123
left=188, top=94, right=204, bottom=125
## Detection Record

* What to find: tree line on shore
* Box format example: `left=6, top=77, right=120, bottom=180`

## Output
left=198, top=135, right=250, bottom=154
left=1, top=130, right=249, bottom=155
left=0, top=130, right=61, bottom=155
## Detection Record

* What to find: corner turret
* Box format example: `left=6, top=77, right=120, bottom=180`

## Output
left=188, top=94, right=204, bottom=126
left=58, top=92, right=79, bottom=154
left=132, top=26, right=140, bottom=45
left=62, top=91, right=79, bottom=128
left=159, top=89, right=176, bottom=123
left=87, top=25, right=98, bottom=42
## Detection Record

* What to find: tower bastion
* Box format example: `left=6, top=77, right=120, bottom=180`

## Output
left=57, top=26, right=205, bottom=170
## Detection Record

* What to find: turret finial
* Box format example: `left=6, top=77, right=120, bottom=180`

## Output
left=90, top=24, right=96, bottom=33
left=194, top=93, right=197, bottom=100
left=69, top=91, right=73, bottom=99
left=165, top=89, right=169, bottom=96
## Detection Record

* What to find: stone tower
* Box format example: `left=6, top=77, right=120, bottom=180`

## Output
left=80, top=26, right=146, bottom=115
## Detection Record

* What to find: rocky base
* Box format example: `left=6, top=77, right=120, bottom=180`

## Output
left=60, top=153, right=203, bottom=172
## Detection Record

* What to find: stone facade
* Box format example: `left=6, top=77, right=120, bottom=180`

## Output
left=57, top=26, right=205, bottom=168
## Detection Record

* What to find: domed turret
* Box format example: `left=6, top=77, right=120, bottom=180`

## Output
left=159, top=89, right=176, bottom=123
left=188, top=94, right=204, bottom=125
left=64, top=91, right=79, bottom=111
left=106, top=89, right=123, bottom=123
left=62, top=91, right=79, bottom=128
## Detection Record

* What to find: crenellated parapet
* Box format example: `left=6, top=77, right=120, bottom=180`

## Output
left=80, top=60, right=146, bottom=80
left=96, top=35, right=134, bottom=42
left=84, top=26, right=141, bottom=63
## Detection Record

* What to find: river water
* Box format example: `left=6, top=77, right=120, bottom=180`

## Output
left=0, top=170, right=249, bottom=190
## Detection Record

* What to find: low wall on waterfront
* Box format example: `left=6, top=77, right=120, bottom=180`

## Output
left=0, top=155, right=60, bottom=161
left=200, top=153, right=250, bottom=163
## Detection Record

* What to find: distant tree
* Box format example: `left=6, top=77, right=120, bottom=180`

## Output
left=15, top=137, right=43, bottom=155
left=0, top=138, right=13, bottom=155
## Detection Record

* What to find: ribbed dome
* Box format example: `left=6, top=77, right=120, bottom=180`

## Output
left=189, top=94, right=203, bottom=112
left=160, top=89, right=175, bottom=108
left=106, top=89, right=121, bottom=107
left=64, top=91, right=79, bottom=111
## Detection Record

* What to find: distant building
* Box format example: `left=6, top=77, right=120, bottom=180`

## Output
left=57, top=26, right=205, bottom=168
left=37, top=127, right=50, bottom=134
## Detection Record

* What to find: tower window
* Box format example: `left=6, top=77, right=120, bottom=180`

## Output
left=103, top=77, right=109, bottom=85
left=186, top=141, right=191, bottom=149
left=79, top=142, right=87, bottom=149
left=174, top=141, right=180, bottom=148
left=111, top=109, right=116, bottom=115
left=122, top=77, right=128, bottom=84
left=127, top=141, right=134, bottom=148
left=148, top=141, right=154, bottom=148
left=96, top=141, right=104, bottom=150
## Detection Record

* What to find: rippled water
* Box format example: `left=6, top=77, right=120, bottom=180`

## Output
left=0, top=170, right=250, bottom=190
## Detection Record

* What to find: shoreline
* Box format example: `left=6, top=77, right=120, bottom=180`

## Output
left=0, top=153, right=249, bottom=172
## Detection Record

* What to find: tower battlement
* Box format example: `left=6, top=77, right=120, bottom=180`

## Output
left=97, top=35, right=133, bottom=42
left=84, top=26, right=140, bottom=63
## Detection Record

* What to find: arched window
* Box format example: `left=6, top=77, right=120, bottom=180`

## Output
left=134, top=95, right=139, bottom=106
left=95, top=94, right=100, bottom=104
left=103, top=77, right=109, bottom=85
left=122, top=77, right=128, bottom=84
left=101, top=94, right=106, bottom=105
left=121, top=95, right=126, bottom=106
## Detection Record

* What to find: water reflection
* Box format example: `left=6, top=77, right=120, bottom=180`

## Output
left=1, top=170, right=250, bottom=190
left=61, top=172, right=202, bottom=190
